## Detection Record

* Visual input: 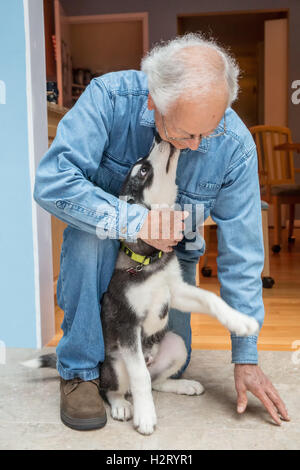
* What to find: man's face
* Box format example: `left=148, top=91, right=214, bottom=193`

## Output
left=148, top=91, right=228, bottom=151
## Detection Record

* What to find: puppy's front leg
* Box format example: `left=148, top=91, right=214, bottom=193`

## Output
left=120, top=326, right=157, bottom=435
left=170, top=281, right=259, bottom=336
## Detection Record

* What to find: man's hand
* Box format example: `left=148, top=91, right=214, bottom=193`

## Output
left=234, top=364, right=290, bottom=425
left=138, top=208, right=189, bottom=252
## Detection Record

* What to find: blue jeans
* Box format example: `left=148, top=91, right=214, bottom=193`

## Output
left=56, top=226, right=196, bottom=381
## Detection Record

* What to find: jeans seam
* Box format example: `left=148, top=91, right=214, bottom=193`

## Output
left=59, top=236, right=71, bottom=332
left=86, top=241, right=103, bottom=363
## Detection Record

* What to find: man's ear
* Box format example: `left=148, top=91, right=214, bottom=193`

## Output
left=147, top=94, right=155, bottom=111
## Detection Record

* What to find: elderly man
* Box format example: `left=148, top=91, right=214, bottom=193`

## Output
left=34, top=33, right=289, bottom=430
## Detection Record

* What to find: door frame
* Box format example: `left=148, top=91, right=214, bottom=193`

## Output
left=24, top=0, right=55, bottom=348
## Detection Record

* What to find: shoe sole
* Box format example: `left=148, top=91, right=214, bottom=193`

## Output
left=61, top=410, right=107, bottom=431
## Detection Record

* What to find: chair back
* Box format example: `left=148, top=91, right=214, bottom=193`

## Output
left=250, top=126, right=295, bottom=191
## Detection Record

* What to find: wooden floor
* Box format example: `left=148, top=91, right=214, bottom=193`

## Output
left=192, top=226, right=300, bottom=351
left=48, top=227, right=300, bottom=351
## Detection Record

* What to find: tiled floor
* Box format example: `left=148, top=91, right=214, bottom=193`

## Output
left=0, top=347, right=299, bottom=450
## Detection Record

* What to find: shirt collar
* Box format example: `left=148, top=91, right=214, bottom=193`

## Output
left=139, top=100, right=156, bottom=127
left=139, top=99, right=209, bottom=153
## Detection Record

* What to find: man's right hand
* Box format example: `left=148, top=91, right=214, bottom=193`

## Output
left=137, top=208, right=189, bottom=252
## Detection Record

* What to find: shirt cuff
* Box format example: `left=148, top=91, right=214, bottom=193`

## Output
left=117, top=199, right=149, bottom=241
left=231, top=335, right=258, bottom=364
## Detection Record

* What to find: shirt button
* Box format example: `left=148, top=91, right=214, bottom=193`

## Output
left=121, top=226, right=127, bottom=234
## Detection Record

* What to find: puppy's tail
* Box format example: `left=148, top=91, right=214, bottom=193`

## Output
left=21, top=353, right=57, bottom=369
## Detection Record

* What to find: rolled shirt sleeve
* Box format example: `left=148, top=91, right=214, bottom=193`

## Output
left=34, top=78, right=148, bottom=241
left=211, top=145, right=265, bottom=364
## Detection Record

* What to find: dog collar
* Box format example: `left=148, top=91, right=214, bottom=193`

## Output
left=120, top=241, right=163, bottom=266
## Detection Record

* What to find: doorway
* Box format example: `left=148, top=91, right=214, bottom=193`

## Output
left=178, top=10, right=289, bottom=128
left=54, top=0, right=148, bottom=108
left=178, top=9, right=289, bottom=229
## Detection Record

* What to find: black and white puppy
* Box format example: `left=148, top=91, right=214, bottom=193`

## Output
left=97, top=136, right=258, bottom=435
left=24, top=136, right=258, bottom=436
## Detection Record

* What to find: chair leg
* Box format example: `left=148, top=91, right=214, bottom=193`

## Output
left=261, top=209, right=275, bottom=288
left=201, top=225, right=212, bottom=277
left=288, top=204, right=295, bottom=242
left=272, top=196, right=282, bottom=252
left=261, top=210, right=270, bottom=277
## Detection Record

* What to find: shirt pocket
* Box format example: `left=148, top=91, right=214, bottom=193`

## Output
left=96, top=151, right=131, bottom=197
left=176, top=182, right=220, bottom=219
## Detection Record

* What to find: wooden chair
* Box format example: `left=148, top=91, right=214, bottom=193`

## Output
left=250, top=125, right=300, bottom=252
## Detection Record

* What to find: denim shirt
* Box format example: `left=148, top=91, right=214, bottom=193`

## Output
left=34, top=70, right=264, bottom=364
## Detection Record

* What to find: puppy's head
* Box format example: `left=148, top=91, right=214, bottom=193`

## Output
left=120, top=135, right=180, bottom=209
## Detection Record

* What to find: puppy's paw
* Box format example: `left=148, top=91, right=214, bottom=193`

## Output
left=174, top=379, right=205, bottom=396
left=243, top=316, right=260, bottom=335
left=133, top=401, right=157, bottom=435
left=229, top=311, right=259, bottom=336
left=153, top=378, right=205, bottom=395
left=111, top=399, right=133, bottom=421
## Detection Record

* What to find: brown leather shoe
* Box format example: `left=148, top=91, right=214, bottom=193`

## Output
left=60, top=377, right=107, bottom=430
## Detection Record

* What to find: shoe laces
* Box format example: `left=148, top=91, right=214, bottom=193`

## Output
left=71, top=377, right=99, bottom=387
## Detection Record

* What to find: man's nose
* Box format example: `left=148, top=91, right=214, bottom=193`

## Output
left=187, top=137, right=202, bottom=151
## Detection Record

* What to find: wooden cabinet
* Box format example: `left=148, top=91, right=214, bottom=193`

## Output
left=47, top=102, right=68, bottom=292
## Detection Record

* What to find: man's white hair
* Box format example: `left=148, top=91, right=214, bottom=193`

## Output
left=141, top=33, right=240, bottom=115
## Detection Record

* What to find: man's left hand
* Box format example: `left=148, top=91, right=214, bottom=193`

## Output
left=234, top=364, right=290, bottom=425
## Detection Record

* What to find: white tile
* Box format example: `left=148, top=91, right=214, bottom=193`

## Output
left=0, top=349, right=299, bottom=450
